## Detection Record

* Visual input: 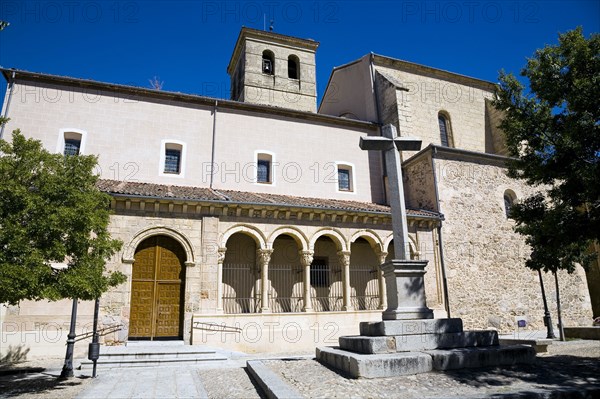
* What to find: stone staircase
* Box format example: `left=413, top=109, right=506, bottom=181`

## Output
left=78, top=340, right=228, bottom=369
left=317, top=318, right=536, bottom=378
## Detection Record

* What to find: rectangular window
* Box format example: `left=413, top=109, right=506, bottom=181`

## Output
left=64, top=139, right=81, bottom=156
left=310, top=258, right=329, bottom=287
left=257, top=159, right=270, bottom=183
left=164, top=149, right=181, bottom=174
left=338, top=168, right=351, bottom=191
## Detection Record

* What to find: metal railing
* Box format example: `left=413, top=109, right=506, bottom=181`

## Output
left=350, top=267, right=380, bottom=310
left=268, top=264, right=303, bottom=313
left=222, top=263, right=260, bottom=314
left=221, top=263, right=381, bottom=314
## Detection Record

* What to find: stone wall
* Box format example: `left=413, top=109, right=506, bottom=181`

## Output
left=434, top=154, right=592, bottom=331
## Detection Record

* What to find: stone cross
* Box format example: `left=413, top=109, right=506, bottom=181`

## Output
left=360, top=124, right=433, bottom=320
left=359, top=124, right=421, bottom=260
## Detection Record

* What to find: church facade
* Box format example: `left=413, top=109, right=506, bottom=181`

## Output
left=0, top=28, right=594, bottom=356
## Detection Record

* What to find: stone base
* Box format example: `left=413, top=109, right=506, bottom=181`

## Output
left=360, top=318, right=463, bottom=336
left=340, top=330, right=498, bottom=354
left=316, top=347, right=432, bottom=379
left=498, top=338, right=553, bottom=353
left=564, top=326, right=600, bottom=340
left=316, top=345, right=536, bottom=378
left=318, top=317, right=537, bottom=379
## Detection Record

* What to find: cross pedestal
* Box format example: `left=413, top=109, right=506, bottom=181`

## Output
left=316, top=124, right=536, bottom=378
left=359, top=124, right=433, bottom=320
left=381, top=259, right=433, bottom=320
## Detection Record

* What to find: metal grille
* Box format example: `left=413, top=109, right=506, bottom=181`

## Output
left=268, top=264, right=303, bottom=312
left=311, top=264, right=343, bottom=312
left=350, top=267, right=380, bottom=310
left=64, top=139, right=80, bottom=156
left=222, top=264, right=260, bottom=314
left=164, top=149, right=181, bottom=174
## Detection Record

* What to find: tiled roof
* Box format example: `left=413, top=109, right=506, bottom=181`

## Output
left=97, top=179, right=441, bottom=219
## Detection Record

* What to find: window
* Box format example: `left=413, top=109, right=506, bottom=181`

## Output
left=310, top=257, right=329, bottom=287
left=504, top=190, right=517, bottom=218
left=338, top=168, right=350, bottom=191
left=438, top=112, right=453, bottom=147
left=335, top=162, right=355, bottom=193
left=56, top=129, right=86, bottom=155
left=255, top=151, right=275, bottom=184
left=262, top=50, right=274, bottom=75
left=288, top=55, right=299, bottom=79
left=64, top=138, right=81, bottom=156
left=164, top=149, right=181, bottom=174
left=159, top=140, right=186, bottom=178
left=257, top=159, right=270, bottom=183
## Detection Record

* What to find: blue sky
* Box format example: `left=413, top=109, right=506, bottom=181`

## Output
left=0, top=1, right=598, bottom=107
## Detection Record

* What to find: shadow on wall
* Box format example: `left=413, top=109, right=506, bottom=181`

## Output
left=0, top=345, right=30, bottom=366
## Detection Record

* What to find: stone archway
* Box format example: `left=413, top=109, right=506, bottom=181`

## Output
left=129, top=235, right=186, bottom=340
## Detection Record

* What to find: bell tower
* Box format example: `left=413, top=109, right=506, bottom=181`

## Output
left=227, top=27, right=319, bottom=112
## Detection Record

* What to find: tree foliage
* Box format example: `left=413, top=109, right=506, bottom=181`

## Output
left=0, top=130, right=126, bottom=305
left=494, top=27, right=600, bottom=273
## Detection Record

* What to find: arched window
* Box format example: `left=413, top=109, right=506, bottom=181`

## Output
left=438, top=112, right=453, bottom=147
left=504, top=189, right=517, bottom=218
left=288, top=55, right=299, bottom=79
left=262, top=50, right=274, bottom=75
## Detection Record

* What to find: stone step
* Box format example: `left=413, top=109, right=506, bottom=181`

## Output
left=359, top=318, right=463, bottom=336
left=340, top=330, right=499, bottom=354
left=498, top=338, right=553, bottom=353
left=78, top=354, right=228, bottom=369
left=426, top=345, right=536, bottom=371
left=78, top=343, right=229, bottom=369
left=316, top=344, right=535, bottom=379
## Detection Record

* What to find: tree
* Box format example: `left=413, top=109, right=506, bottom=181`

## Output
left=0, top=129, right=126, bottom=305
left=493, top=27, right=600, bottom=274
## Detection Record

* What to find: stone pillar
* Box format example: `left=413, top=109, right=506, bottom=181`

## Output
left=257, top=249, right=273, bottom=313
left=216, top=247, right=226, bottom=314
left=299, top=251, right=314, bottom=312
left=376, top=250, right=388, bottom=310
left=381, top=259, right=434, bottom=320
left=338, top=251, right=353, bottom=311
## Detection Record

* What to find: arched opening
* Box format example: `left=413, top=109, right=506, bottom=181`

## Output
left=288, top=55, right=299, bottom=79
left=385, top=239, right=416, bottom=261
left=129, top=235, right=186, bottom=340
left=438, top=112, right=454, bottom=147
left=269, top=235, right=303, bottom=312
left=223, top=233, right=259, bottom=314
left=262, top=50, right=275, bottom=75
left=349, top=238, right=380, bottom=310
left=504, top=189, right=517, bottom=218
left=312, top=236, right=343, bottom=311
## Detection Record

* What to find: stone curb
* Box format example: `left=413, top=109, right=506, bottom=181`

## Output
left=246, top=360, right=303, bottom=399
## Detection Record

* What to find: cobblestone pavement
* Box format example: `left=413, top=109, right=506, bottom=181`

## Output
left=1, top=340, right=598, bottom=398
left=263, top=340, right=600, bottom=398
left=197, top=367, right=265, bottom=399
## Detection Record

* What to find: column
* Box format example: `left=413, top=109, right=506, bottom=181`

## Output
left=338, top=250, right=353, bottom=311
left=216, top=247, right=226, bottom=314
left=376, top=250, right=388, bottom=310
left=256, top=249, right=273, bottom=313
left=299, top=251, right=314, bottom=312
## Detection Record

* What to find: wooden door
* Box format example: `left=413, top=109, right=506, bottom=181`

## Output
left=130, top=236, right=185, bottom=339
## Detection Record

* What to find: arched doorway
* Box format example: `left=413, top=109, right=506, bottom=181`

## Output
left=130, top=235, right=186, bottom=340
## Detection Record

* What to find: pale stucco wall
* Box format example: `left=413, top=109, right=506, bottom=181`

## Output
left=3, top=80, right=382, bottom=203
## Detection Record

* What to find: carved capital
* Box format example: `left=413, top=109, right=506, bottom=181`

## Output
left=337, top=250, right=351, bottom=268
left=256, top=249, right=273, bottom=266
left=299, top=250, right=314, bottom=267
left=217, top=247, right=227, bottom=265
left=376, top=250, right=389, bottom=265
